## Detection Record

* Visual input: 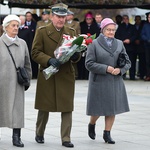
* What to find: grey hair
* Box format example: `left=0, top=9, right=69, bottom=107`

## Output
left=2, top=22, right=10, bottom=33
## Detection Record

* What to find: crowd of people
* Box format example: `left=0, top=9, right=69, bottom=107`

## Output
left=0, top=7, right=150, bottom=81
left=0, top=2, right=150, bottom=148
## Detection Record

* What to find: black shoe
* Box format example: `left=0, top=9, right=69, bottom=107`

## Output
left=62, top=141, right=74, bottom=148
left=35, top=135, right=44, bottom=144
left=88, top=123, right=96, bottom=140
left=103, top=130, right=115, bottom=144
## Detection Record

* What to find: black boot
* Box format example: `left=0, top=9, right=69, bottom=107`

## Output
left=12, top=128, right=24, bottom=147
left=103, top=130, right=115, bottom=144
left=88, top=123, right=96, bottom=140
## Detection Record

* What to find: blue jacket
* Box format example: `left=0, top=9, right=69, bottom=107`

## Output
left=141, top=22, right=150, bottom=42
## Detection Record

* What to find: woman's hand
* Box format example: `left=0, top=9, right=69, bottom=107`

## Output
left=111, top=68, right=121, bottom=75
left=107, top=66, right=115, bottom=73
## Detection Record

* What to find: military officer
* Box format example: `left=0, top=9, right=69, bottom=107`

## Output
left=32, top=3, right=80, bottom=148
left=36, top=10, right=51, bottom=29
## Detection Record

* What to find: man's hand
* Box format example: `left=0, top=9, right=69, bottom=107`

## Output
left=48, top=58, right=60, bottom=68
left=123, top=39, right=130, bottom=44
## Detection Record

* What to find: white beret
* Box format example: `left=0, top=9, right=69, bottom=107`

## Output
left=2, top=15, right=21, bottom=27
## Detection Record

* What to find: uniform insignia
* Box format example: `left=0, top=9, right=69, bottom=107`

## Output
left=69, top=27, right=75, bottom=31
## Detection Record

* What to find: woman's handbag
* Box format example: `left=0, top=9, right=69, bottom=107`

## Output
left=5, top=44, right=30, bottom=90
left=17, top=67, right=30, bottom=86
left=117, top=52, right=127, bottom=68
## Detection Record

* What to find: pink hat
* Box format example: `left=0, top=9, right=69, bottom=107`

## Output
left=85, top=12, right=93, bottom=18
left=100, top=18, right=116, bottom=31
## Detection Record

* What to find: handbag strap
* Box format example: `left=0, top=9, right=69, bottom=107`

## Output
left=4, top=43, right=18, bottom=71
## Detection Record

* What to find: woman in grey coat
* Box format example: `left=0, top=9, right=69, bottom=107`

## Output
left=0, top=15, right=32, bottom=147
left=85, top=18, right=131, bottom=144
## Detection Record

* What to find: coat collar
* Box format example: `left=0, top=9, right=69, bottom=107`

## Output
left=45, top=23, right=74, bottom=44
left=1, top=33, right=20, bottom=47
left=96, top=33, right=118, bottom=54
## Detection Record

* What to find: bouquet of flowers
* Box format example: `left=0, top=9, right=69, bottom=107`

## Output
left=43, top=33, right=96, bottom=80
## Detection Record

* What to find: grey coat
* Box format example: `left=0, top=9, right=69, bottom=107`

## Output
left=0, top=34, right=32, bottom=128
left=85, top=33, right=131, bottom=116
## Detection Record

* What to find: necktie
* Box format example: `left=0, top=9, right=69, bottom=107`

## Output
left=27, top=22, right=31, bottom=26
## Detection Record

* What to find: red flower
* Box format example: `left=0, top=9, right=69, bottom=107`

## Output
left=85, top=38, right=93, bottom=45
left=87, top=33, right=91, bottom=37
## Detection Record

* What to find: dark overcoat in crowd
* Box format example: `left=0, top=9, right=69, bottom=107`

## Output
left=133, top=21, right=146, bottom=79
left=31, top=23, right=77, bottom=112
left=18, top=26, right=33, bottom=52
left=115, top=22, right=137, bottom=52
left=80, top=20, right=100, bottom=37
left=77, top=21, right=100, bottom=79
left=115, top=22, right=137, bottom=79
left=25, top=20, right=38, bottom=78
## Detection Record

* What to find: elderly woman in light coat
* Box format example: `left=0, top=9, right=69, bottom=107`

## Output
left=0, top=15, right=32, bottom=147
left=85, top=18, right=131, bottom=144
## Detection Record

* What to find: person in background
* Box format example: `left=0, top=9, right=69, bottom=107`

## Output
left=18, top=15, right=33, bottom=56
left=31, top=3, right=80, bottom=148
left=65, top=9, right=80, bottom=35
left=141, top=12, right=150, bottom=81
left=133, top=15, right=146, bottom=80
left=25, top=11, right=38, bottom=79
left=115, top=15, right=137, bottom=80
left=115, top=15, right=123, bottom=25
left=78, top=11, right=100, bottom=80
left=65, top=9, right=81, bottom=78
left=95, top=13, right=103, bottom=29
left=0, top=14, right=32, bottom=147
left=36, top=11, right=51, bottom=29
left=25, top=11, right=37, bottom=33
left=85, top=18, right=131, bottom=144
left=80, top=11, right=100, bottom=38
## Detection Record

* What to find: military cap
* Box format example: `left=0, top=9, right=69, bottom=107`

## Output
left=42, top=10, right=50, bottom=15
left=50, top=3, right=68, bottom=16
left=67, top=10, right=74, bottom=15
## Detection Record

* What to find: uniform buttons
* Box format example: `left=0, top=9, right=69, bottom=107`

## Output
left=110, top=54, right=113, bottom=57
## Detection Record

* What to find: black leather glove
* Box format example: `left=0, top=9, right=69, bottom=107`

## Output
left=48, top=58, right=60, bottom=68
left=70, top=52, right=80, bottom=61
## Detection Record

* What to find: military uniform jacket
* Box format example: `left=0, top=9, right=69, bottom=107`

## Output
left=36, top=20, right=51, bottom=29
left=32, top=23, right=76, bottom=112
left=65, top=20, right=80, bottom=35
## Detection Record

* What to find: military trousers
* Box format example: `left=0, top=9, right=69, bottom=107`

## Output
left=36, top=110, right=72, bottom=142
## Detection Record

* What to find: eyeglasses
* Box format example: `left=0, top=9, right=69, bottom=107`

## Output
left=105, top=28, right=116, bottom=32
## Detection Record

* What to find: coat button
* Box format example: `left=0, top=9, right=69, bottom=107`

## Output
left=110, top=54, right=113, bottom=57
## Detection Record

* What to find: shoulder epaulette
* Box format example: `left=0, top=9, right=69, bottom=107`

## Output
left=69, top=27, right=75, bottom=31
left=39, top=26, right=46, bottom=29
